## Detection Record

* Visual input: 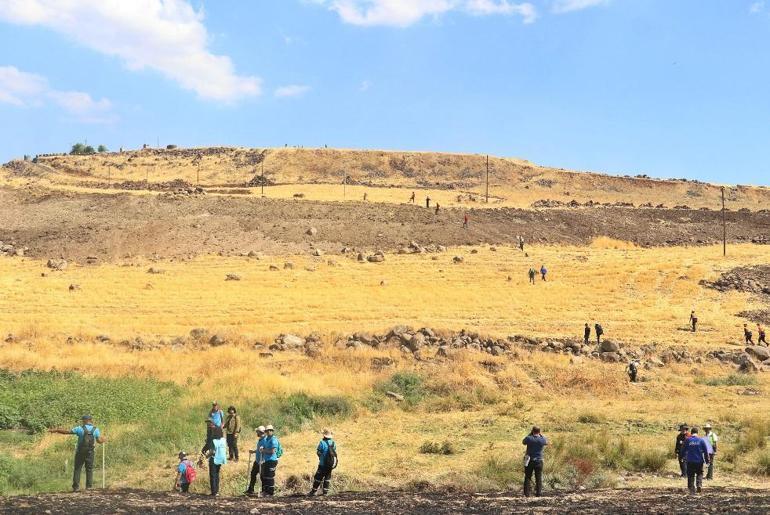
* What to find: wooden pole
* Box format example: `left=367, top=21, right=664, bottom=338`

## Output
left=721, top=186, right=726, bottom=257
left=261, top=161, right=265, bottom=197
left=102, top=442, right=106, bottom=489
left=485, top=155, right=489, bottom=203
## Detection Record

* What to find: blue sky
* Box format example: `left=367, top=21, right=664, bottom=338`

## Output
left=1, top=0, right=769, bottom=185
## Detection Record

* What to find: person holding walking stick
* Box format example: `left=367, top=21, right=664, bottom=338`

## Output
left=48, top=414, right=107, bottom=492
left=244, top=426, right=266, bottom=496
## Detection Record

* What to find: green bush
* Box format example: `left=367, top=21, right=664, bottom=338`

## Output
left=375, top=372, right=425, bottom=407
left=419, top=440, right=457, bottom=455
left=577, top=412, right=604, bottom=424
left=625, top=447, right=669, bottom=472
left=735, top=418, right=770, bottom=453
left=754, top=450, right=770, bottom=476
left=479, top=456, right=519, bottom=488
left=238, top=393, right=353, bottom=434
left=694, top=374, right=757, bottom=387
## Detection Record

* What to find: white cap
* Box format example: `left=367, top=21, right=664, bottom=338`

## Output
left=265, top=424, right=274, bottom=431
left=255, top=425, right=266, bottom=433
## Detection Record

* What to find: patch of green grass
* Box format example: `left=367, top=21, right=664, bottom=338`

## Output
left=754, top=450, right=770, bottom=476
left=694, top=374, right=757, bottom=387
left=577, top=412, right=604, bottom=424
left=419, top=440, right=457, bottom=455
left=374, top=372, right=425, bottom=408
left=238, top=393, right=353, bottom=433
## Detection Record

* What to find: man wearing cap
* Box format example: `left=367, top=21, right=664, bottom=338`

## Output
left=308, top=429, right=337, bottom=496
left=680, top=426, right=710, bottom=494
left=49, top=414, right=106, bottom=491
left=244, top=426, right=265, bottom=496
left=175, top=451, right=194, bottom=493
left=209, top=401, right=224, bottom=428
left=703, top=423, right=719, bottom=480
left=522, top=426, right=548, bottom=497
left=259, top=425, right=281, bottom=496
left=674, top=424, right=690, bottom=478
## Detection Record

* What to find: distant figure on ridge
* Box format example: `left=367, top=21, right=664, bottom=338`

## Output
left=540, top=264, right=547, bottom=281
left=689, top=311, right=698, bottom=332
left=463, top=213, right=468, bottom=229
left=426, top=196, right=431, bottom=208
left=594, top=323, right=604, bottom=344
left=528, top=267, right=536, bottom=285
left=584, top=323, right=591, bottom=345
left=409, top=191, right=415, bottom=203
left=758, top=324, right=767, bottom=344
left=363, top=192, right=367, bottom=202
left=626, top=360, right=639, bottom=382
left=435, top=203, right=440, bottom=215
left=744, top=323, right=754, bottom=344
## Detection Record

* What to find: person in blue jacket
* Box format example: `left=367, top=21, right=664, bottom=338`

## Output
left=540, top=264, right=548, bottom=281
left=679, top=426, right=710, bottom=494
left=522, top=426, right=548, bottom=497
left=308, top=429, right=337, bottom=496
left=259, top=425, right=281, bottom=496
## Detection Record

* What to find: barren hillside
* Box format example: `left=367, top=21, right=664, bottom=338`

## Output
left=3, top=147, right=769, bottom=210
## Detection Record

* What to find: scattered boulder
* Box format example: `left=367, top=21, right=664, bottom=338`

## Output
left=279, top=334, right=305, bottom=349
left=46, top=259, right=67, bottom=271
left=306, top=227, right=318, bottom=236
left=600, top=340, right=620, bottom=353
left=453, top=256, right=464, bottom=264
left=190, top=328, right=208, bottom=340
left=209, top=334, right=227, bottom=346
left=746, top=346, right=770, bottom=361
left=311, top=248, right=323, bottom=257
left=738, top=354, right=762, bottom=373
left=269, top=265, right=279, bottom=271
left=147, top=267, right=164, bottom=274
left=367, top=253, right=385, bottom=263
left=225, top=273, right=241, bottom=281
left=385, top=391, right=404, bottom=402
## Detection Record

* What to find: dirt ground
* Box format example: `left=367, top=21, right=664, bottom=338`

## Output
left=2, top=488, right=769, bottom=514
left=1, top=186, right=768, bottom=263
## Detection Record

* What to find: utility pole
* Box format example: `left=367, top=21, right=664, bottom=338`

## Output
left=485, top=154, right=490, bottom=203
left=721, top=186, right=726, bottom=257
left=261, top=161, right=265, bottom=197
left=343, top=172, right=347, bottom=199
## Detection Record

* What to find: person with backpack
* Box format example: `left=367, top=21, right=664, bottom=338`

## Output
left=244, top=426, right=266, bottom=496
left=528, top=267, right=536, bottom=285
left=48, top=414, right=106, bottom=491
left=594, top=323, right=604, bottom=344
left=209, top=401, right=224, bottom=428
left=758, top=324, right=767, bottom=345
left=680, top=426, right=710, bottom=494
left=175, top=451, right=196, bottom=493
left=224, top=406, right=241, bottom=462
left=583, top=323, right=591, bottom=345
left=202, top=426, right=227, bottom=496
left=626, top=360, right=639, bottom=382
left=308, top=429, right=337, bottom=496
left=259, top=424, right=282, bottom=497
left=522, top=426, right=547, bottom=497
left=744, top=324, right=754, bottom=344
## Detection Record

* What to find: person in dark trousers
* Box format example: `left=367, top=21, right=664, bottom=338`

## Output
left=689, top=311, right=698, bottom=332
left=680, top=426, right=710, bottom=494
left=435, top=203, right=440, bottom=215
left=259, top=425, right=281, bottom=496
left=308, top=428, right=337, bottom=496
left=594, top=323, right=604, bottom=345
left=363, top=192, right=367, bottom=201
left=584, top=323, right=591, bottom=345
left=49, top=414, right=106, bottom=491
left=522, top=426, right=547, bottom=497
left=540, top=264, right=547, bottom=281
left=675, top=424, right=690, bottom=478
left=426, top=196, right=431, bottom=208
left=626, top=360, right=639, bottom=382
left=703, top=423, right=719, bottom=480
left=758, top=324, right=767, bottom=344
left=463, top=213, right=468, bottom=229
left=519, top=237, right=525, bottom=252
left=409, top=191, right=415, bottom=203
left=202, top=426, right=227, bottom=496
left=244, top=426, right=266, bottom=496
left=224, top=406, right=241, bottom=462
left=528, top=268, right=536, bottom=285
left=175, top=451, right=195, bottom=493
left=744, top=324, right=754, bottom=344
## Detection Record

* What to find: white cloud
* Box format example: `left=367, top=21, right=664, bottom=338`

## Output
left=359, top=80, right=372, bottom=92
left=274, top=84, right=311, bottom=98
left=317, top=0, right=536, bottom=27
left=0, top=0, right=260, bottom=103
left=750, top=1, right=765, bottom=14
left=0, top=65, right=114, bottom=123
left=551, top=0, right=609, bottom=14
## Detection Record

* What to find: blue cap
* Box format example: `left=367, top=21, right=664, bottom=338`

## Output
left=82, top=414, right=92, bottom=420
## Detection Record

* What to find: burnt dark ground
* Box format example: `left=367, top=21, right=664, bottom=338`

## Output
left=2, top=488, right=770, bottom=514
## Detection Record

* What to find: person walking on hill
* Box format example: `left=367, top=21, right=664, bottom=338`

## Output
left=202, top=426, right=227, bottom=496
left=758, top=324, right=767, bottom=345
left=522, top=426, right=547, bottom=497
left=528, top=267, right=536, bottom=285
left=244, top=426, right=266, bottom=496
left=744, top=324, right=754, bottom=344
left=463, top=213, right=468, bottom=229
left=689, top=311, right=698, bottom=332
left=426, top=196, right=431, bottom=208
left=594, top=323, right=604, bottom=345
left=703, top=423, right=719, bottom=480
left=224, top=406, right=241, bottom=462
left=584, top=323, right=591, bottom=345
left=175, top=452, right=196, bottom=493
left=49, top=414, right=107, bottom=491
left=209, top=401, right=224, bottom=428
left=540, top=264, right=547, bottom=281
left=259, top=425, right=282, bottom=497
left=519, top=236, right=525, bottom=252
left=680, top=426, right=710, bottom=494
left=675, top=424, right=690, bottom=478
left=409, top=191, right=415, bottom=203
left=308, top=429, right=338, bottom=496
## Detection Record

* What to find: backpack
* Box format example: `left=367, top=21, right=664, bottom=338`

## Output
left=275, top=440, right=284, bottom=459
left=183, top=460, right=197, bottom=484
left=78, top=425, right=96, bottom=453
left=327, top=441, right=338, bottom=469
left=596, top=325, right=604, bottom=335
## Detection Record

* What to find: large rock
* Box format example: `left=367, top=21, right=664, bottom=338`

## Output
left=746, top=346, right=770, bottom=361
left=281, top=334, right=305, bottom=348
left=209, top=334, right=227, bottom=346
left=367, top=254, right=385, bottom=263
left=600, top=351, right=621, bottom=362
left=306, top=227, right=318, bottom=236
left=600, top=340, right=620, bottom=353
left=407, top=332, right=426, bottom=352
left=738, top=354, right=762, bottom=373
left=46, top=259, right=67, bottom=271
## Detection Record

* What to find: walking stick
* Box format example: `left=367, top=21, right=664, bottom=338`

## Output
left=102, top=441, right=106, bottom=489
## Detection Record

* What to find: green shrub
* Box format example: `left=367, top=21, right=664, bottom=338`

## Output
left=694, top=374, right=757, bottom=387
left=625, top=447, right=669, bottom=472
left=238, top=393, right=353, bottom=434
left=735, top=419, right=770, bottom=453
left=374, top=372, right=425, bottom=407
left=754, top=450, right=770, bottom=476
left=577, top=412, right=604, bottom=424
left=419, top=440, right=457, bottom=455
left=479, top=456, right=519, bottom=488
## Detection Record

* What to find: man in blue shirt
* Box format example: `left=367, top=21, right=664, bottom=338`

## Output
left=209, top=401, right=224, bottom=428
left=259, top=425, right=281, bottom=497
left=679, top=426, right=710, bottom=494
left=522, top=426, right=548, bottom=497
left=49, top=414, right=106, bottom=491
left=308, top=428, right=337, bottom=496
left=244, top=425, right=266, bottom=496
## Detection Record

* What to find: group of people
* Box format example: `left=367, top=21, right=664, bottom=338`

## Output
left=172, top=401, right=337, bottom=497
left=583, top=323, right=605, bottom=344
left=744, top=323, right=767, bottom=344
left=675, top=423, right=719, bottom=494
left=527, top=265, right=548, bottom=284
